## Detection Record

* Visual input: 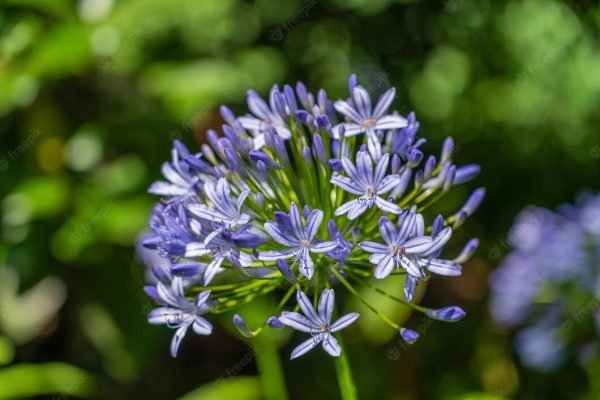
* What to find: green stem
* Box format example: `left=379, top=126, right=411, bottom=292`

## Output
left=253, top=331, right=288, bottom=400
left=333, top=335, right=358, bottom=400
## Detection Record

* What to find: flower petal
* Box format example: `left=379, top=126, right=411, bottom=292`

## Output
left=290, top=337, right=320, bottom=359
left=310, top=241, right=338, bottom=253
left=372, top=88, right=396, bottom=118
left=170, top=325, right=189, bottom=358
left=379, top=217, right=397, bottom=245
left=279, top=311, right=316, bottom=333
left=359, top=241, right=388, bottom=253
left=404, top=236, right=434, bottom=254
left=258, top=248, right=296, bottom=261
left=422, top=258, right=462, bottom=276
left=374, top=114, right=408, bottom=130
left=374, top=254, right=395, bottom=279
left=318, top=289, right=335, bottom=324
left=375, top=197, right=402, bottom=214
left=322, top=335, right=342, bottom=357
left=330, top=312, right=360, bottom=332
left=333, top=100, right=362, bottom=122
left=305, top=209, right=324, bottom=240
left=192, top=317, right=213, bottom=335
left=352, top=86, right=372, bottom=119
left=331, top=176, right=364, bottom=195
left=297, top=290, right=322, bottom=325
left=404, top=275, right=418, bottom=302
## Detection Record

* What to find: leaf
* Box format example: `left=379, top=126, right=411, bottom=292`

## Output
left=0, top=362, right=117, bottom=399
left=177, top=376, right=263, bottom=400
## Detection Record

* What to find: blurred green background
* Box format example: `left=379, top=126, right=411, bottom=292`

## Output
left=1, top=0, right=600, bottom=399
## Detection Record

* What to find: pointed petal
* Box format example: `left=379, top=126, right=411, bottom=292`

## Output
left=423, top=258, right=462, bottom=276
left=330, top=312, right=360, bottom=332
left=322, top=335, right=342, bottom=357
left=399, top=256, right=422, bottom=277
left=356, top=151, right=374, bottom=184
left=404, top=236, right=434, bottom=253
left=148, top=181, right=188, bottom=196
left=290, top=337, right=320, bottom=359
left=404, top=275, right=418, bottom=302
left=297, top=290, right=322, bottom=325
left=331, top=176, right=364, bottom=195
left=376, top=175, right=401, bottom=195
left=264, top=222, right=298, bottom=246
left=347, top=201, right=368, bottom=220
left=170, top=325, right=189, bottom=357
left=374, top=254, right=395, bottom=279
left=279, top=311, right=316, bottom=333
left=310, top=241, right=338, bottom=253
left=305, top=209, right=324, bottom=240
left=299, top=250, right=315, bottom=280
left=373, top=153, right=390, bottom=184
left=333, top=100, right=362, bottom=122
left=397, top=213, right=416, bottom=243
left=352, top=86, right=373, bottom=119
left=359, top=241, right=388, bottom=253
left=379, top=217, right=398, bottom=245
left=374, top=114, right=408, bottom=130
left=372, top=88, right=396, bottom=118
left=192, top=317, right=213, bottom=335
left=375, top=197, right=402, bottom=214
left=421, top=227, right=453, bottom=256
left=258, top=248, right=296, bottom=261
left=289, top=203, right=304, bottom=239
left=318, top=289, right=335, bottom=324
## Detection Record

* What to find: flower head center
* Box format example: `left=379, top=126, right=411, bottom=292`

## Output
left=390, top=244, right=406, bottom=258
left=361, top=117, right=377, bottom=128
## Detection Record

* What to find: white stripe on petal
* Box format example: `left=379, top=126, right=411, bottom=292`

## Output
left=331, top=176, right=364, bottom=195
left=305, top=209, right=324, bottom=240
left=290, top=337, right=320, bottom=359
left=374, top=114, right=408, bottom=130
left=322, top=335, right=342, bottom=357
left=375, top=197, right=402, bottom=215
left=404, top=236, right=433, bottom=254
left=422, top=258, right=462, bottom=276
left=258, top=248, right=296, bottom=261
left=297, top=290, right=322, bottom=325
left=279, top=311, right=316, bottom=333
left=359, top=241, right=388, bottom=253
left=318, top=289, right=335, bottom=324
left=374, top=254, right=395, bottom=279
left=330, top=312, right=360, bottom=332
left=372, top=88, right=396, bottom=119
left=310, top=241, right=338, bottom=253
left=170, top=325, right=189, bottom=358
left=148, top=181, right=188, bottom=196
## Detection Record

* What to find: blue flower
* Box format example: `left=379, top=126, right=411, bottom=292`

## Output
left=333, top=85, right=407, bottom=159
left=147, top=278, right=213, bottom=357
left=332, top=151, right=402, bottom=219
left=237, top=86, right=292, bottom=149
left=187, top=178, right=252, bottom=244
left=140, top=75, right=482, bottom=359
left=259, top=203, right=337, bottom=279
left=279, top=289, right=359, bottom=359
left=148, top=140, right=202, bottom=201
left=360, top=213, right=461, bottom=301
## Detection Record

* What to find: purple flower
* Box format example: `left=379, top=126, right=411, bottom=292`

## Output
left=279, top=289, right=359, bottom=359
left=332, top=151, right=402, bottom=219
left=258, top=203, right=337, bottom=279
left=332, top=85, right=407, bottom=159
left=237, top=86, right=292, bottom=149
left=148, top=140, right=202, bottom=200
left=360, top=213, right=461, bottom=301
left=148, top=278, right=213, bottom=357
left=187, top=178, right=252, bottom=244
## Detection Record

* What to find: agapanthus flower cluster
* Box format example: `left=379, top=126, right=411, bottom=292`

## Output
left=489, top=193, right=600, bottom=372
left=140, top=75, right=483, bottom=359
